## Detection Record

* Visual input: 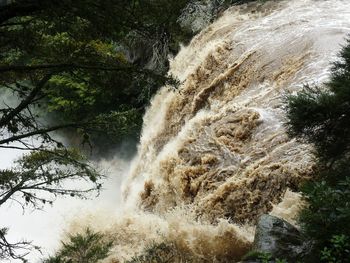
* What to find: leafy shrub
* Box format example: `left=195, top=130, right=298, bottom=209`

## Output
left=320, top=235, right=350, bottom=263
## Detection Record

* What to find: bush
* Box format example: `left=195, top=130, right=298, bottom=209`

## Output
left=320, top=235, right=350, bottom=263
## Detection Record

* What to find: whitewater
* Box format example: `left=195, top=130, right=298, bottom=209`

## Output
left=62, top=0, right=350, bottom=262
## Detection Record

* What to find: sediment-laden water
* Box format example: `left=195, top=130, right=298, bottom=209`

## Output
left=70, top=1, right=350, bottom=261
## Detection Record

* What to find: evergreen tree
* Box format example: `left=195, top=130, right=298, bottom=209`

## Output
left=286, top=38, right=350, bottom=262
left=45, top=228, right=113, bottom=263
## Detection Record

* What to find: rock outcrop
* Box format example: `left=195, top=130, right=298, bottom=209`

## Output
left=241, top=214, right=312, bottom=262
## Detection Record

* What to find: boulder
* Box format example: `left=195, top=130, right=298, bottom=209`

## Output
left=250, top=214, right=311, bottom=262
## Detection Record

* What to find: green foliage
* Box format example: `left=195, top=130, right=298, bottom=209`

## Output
left=285, top=85, right=349, bottom=162
left=0, top=0, right=195, bottom=260
left=286, top=39, right=350, bottom=162
left=242, top=250, right=272, bottom=262
left=0, top=0, right=244, bottom=261
left=320, top=235, right=350, bottom=263
left=299, top=178, right=350, bottom=244
left=0, top=0, right=189, bottom=154
left=45, top=228, right=113, bottom=263
left=285, top=37, right=350, bottom=262
left=242, top=250, right=288, bottom=263
left=126, top=242, right=195, bottom=263
left=0, top=148, right=102, bottom=208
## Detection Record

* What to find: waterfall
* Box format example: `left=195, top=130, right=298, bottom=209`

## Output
left=69, top=0, right=350, bottom=262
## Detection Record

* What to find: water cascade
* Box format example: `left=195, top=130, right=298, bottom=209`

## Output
left=70, top=0, right=350, bottom=261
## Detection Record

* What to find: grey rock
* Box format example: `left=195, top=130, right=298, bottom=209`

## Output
left=251, top=214, right=311, bottom=261
left=177, top=0, right=226, bottom=33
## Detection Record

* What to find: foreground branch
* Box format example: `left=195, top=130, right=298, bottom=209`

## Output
left=0, top=63, right=133, bottom=73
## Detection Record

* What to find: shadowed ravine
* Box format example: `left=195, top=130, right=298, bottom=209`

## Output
left=70, top=0, right=350, bottom=262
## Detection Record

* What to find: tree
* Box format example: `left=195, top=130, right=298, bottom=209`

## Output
left=285, top=38, right=350, bottom=261
left=0, top=0, right=188, bottom=154
left=0, top=149, right=101, bottom=207
left=0, top=227, right=35, bottom=263
left=0, top=0, right=190, bottom=260
left=44, top=228, right=113, bottom=263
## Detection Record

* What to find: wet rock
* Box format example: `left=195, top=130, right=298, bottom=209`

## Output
left=249, top=214, right=311, bottom=262
left=177, top=0, right=225, bottom=33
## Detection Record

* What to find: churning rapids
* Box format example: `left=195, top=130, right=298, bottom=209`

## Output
left=70, top=0, right=350, bottom=262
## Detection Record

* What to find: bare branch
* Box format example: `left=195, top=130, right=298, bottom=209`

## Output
left=0, top=63, right=133, bottom=73
left=0, top=227, right=38, bottom=261
left=0, top=74, right=52, bottom=128
left=0, top=145, right=37, bottom=150
left=0, top=123, right=80, bottom=145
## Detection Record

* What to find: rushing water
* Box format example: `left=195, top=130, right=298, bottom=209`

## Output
left=34, top=0, right=350, bottom=262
